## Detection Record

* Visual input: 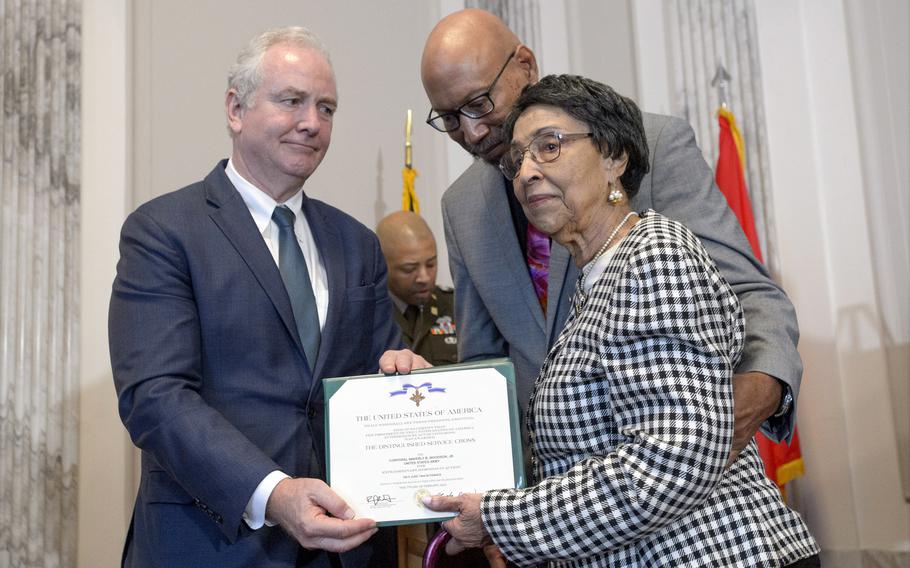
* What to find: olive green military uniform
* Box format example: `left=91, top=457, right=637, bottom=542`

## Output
left=394, top=286, right=458, bottom=366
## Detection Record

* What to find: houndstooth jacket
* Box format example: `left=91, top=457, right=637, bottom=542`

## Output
left=481, top=212, right=817, bottom=567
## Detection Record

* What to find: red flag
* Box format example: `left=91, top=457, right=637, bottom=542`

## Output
left=715, top=108, right=804, bottom=493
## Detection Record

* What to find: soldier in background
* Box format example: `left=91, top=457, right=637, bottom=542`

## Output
left=377, top=211, right=457, bottom=366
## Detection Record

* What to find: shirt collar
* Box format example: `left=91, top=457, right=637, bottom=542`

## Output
left=226, top=159, right=304, bottom=233
left=390, top=294, right=410, bottom=314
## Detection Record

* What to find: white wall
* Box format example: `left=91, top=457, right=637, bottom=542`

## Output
left=79, top=0, right=134, bottom=565
left=131, top=0, right=453, bottom=287
left=753, top=0, right=909, bottom=563
left=843, top=0, right=910, bottom=503
left=564, top=0, right=638, bottom=100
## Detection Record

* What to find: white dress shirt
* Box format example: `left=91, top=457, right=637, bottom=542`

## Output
left=226, top=159, right=327, bottom=530
left=226, top=160, right=329, bottom=327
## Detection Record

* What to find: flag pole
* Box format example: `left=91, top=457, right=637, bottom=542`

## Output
left=711, top=65, right=805, bottom=501
left=405, top=108, right=413, bottom=170
left=402, top=109, right=420, bottom=212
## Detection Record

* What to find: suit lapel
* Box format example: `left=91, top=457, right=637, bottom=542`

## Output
left=301, top=196, right=343, bottom=388
left=204, top=163, right=305, bottom=361
left=474, top=165, right=546, bottom=334
left=411, top=308, right=433, bottom=354
left=393, top=308, right=412, bottom=347
left=545, top=242, right=573, bottom=343
left=633, top=112, right=660, bottom=209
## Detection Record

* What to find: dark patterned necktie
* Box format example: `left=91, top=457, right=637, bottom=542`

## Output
left=272, top=205, right=321, bottom=371
left=526, top=224, right=550, bottom=313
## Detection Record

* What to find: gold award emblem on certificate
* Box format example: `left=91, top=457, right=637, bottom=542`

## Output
left=414, top=488, right=431, bottom=509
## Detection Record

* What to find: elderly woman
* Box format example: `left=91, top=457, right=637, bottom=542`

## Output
left=423, top=75, right=819, bottom=567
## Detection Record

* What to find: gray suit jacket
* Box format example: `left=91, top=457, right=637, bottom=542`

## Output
left=441, top=113, right=801, bottom=442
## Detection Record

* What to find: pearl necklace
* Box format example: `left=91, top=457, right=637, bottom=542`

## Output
left=577, top=211, right=638, bottom=310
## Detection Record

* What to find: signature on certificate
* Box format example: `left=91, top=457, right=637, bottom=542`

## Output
left=366, top=494, right=394, bottom=506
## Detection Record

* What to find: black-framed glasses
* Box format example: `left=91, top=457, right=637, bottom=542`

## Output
left=499, top=132, right=593, bottom=179
left=425, top=51, right=515, bottom=133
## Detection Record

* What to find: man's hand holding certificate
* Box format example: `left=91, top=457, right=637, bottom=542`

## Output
left=324, top=360, right=523, bottom=526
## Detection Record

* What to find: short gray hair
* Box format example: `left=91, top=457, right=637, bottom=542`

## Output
left=228, top=26, right=333, bottom=109
left=503, top=74, right=650, bottom=194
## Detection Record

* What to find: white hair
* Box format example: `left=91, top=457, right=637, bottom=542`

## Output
left=227, top=26, right=333, bottom=109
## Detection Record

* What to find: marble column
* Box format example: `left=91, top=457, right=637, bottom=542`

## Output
left=664, top=0, right=780, bottom=277
left=0, top=0, right=81, bottom=566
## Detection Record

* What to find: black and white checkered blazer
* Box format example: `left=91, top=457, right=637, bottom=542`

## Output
left=481, top=212, right=817, bottom=567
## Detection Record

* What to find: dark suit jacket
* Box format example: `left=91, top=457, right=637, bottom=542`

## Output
left=109, top=161, right=401, bottom=567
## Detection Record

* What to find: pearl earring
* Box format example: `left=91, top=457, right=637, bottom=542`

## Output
left=608, top=182, right=623, bottom=204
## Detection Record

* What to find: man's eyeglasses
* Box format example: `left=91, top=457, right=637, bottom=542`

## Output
left=426, top=52, right=515, bottom=133
left=499, top=132, right=593, bottom=179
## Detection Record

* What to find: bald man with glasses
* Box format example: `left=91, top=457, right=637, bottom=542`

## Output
left=419, top=8, right=804, bottom=478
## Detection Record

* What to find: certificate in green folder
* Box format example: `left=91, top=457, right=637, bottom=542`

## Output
left=323, top=358, right=524, bottom=526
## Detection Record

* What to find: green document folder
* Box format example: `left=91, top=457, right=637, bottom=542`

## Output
left=323, top=358, right=525, bottom=526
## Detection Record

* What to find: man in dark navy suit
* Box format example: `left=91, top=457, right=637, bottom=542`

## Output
left=109, top=26, right=426, bottom=567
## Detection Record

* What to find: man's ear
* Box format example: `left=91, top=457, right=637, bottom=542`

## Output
left=514, top=44, right=539, bottom=84
left=225, top=89, right=244, bottom=136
